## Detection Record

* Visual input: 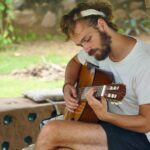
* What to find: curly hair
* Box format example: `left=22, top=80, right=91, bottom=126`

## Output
left=60, top=1, right=118, bottom=40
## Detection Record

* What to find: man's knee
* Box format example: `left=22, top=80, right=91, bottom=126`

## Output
left=43, top=120, right=61, bottom=132
left=39, top=120, right=64, bottom=143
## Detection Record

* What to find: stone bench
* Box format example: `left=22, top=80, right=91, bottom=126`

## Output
left=0, top=97, right=65, bottom=150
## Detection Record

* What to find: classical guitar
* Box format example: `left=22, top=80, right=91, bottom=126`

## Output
left=64, top=63, right=126, bottom=123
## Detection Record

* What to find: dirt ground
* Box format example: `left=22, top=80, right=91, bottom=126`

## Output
left=13, top=34, right=150, bottom=56
left=13, top=40, right=79, bottom=56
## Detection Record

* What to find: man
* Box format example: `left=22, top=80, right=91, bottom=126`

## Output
left=35, top=1, right=150, bottom=150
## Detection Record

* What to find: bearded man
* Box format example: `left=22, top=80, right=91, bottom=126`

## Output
left=35, top=1, right=150, bottom=150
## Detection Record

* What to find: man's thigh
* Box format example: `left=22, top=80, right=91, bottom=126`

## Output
left=43, top=120, right=108, bottom=149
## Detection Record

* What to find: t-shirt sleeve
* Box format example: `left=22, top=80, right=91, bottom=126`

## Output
left=77, top=50, right=99, bottom=66
left=136, top=63, right=150, bottom=105
left=77, top=50, right=88, bottom=65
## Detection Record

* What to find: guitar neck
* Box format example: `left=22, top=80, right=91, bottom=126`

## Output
left=78, top=85, right=106, bottom=100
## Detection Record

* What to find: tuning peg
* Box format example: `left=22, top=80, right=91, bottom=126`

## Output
left=114, top=94, right=117, bottom=98
left=112, top=94, right=117, bottom=98
left=110, top=101, right=115, bottom=105
left=110, top=100, right=122, bottom=105
left=107, top=93, right=111, bottom=98
left=114, top=86, right=119, bottom=90
left=112, top=85, right=116, bottom=89
left=109, top=86, right=113, bottom=90
left=115, top=101, right=123, bottom=105
left=118, top=102, right=122, bottom=105
left=114, top=102, right=119, bottom=105
left=112, top=86, right=116, bottom=90
left=107, top=93, right=117, bottom=98
left=109, top=85, right=121, bottom=90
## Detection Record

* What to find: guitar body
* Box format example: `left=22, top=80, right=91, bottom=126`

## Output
left=64, top=63, right=114, bottom=123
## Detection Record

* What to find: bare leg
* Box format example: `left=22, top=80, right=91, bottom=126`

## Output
left=35, top=120, right=108, bottom=150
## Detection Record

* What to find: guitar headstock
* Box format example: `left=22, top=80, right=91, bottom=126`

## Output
left=105, top=83, right=126, bottom=103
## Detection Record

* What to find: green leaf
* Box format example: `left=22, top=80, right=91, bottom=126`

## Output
left=0, top=35, right=3, bottom=41
left=0, top=3, right=5, bottom=11
left=8, top=25, right=14, bottom=32
left=3, top=30, right=9, bottom=38
left=5, top=0, right=13, bottom=4
left=12, top=36, right=16, bottom=41
left=3, top=37, right=12, bottom=45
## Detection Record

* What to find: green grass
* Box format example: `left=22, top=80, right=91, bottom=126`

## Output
left=0, top=51, right=66, bottom=97
left=0, top=76, right=64, bottom=97
left=0, top=54, right=40, bottom=74
left=0, top=50, right=70, bottom=74
left=0, top=41, right=77, bottom=97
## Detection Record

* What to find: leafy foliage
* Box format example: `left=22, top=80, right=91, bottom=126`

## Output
left=0, top=0, right=149, bottom=50
left=112, top=0, right=150, bottom=35
left=0, top=0, right=16, bottom=49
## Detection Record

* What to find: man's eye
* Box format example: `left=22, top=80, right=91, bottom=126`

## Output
left=85, top=36, right=91, bottom=42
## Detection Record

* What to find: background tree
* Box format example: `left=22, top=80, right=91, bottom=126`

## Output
left=0, top=0, right=16, bottom=48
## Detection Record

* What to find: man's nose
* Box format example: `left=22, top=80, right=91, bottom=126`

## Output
left=83, top=44, right=91, bottom=53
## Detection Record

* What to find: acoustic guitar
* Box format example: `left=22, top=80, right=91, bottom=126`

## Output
left=64, top=63, right=126, bottom=123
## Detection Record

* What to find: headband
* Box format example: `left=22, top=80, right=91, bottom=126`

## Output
left=80, top=9, right=106, bottom=17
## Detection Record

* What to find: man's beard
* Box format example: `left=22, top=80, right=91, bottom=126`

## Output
left=88, top=31, right=111, bottom=60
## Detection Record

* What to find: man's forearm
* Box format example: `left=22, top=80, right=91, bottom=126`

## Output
left=104, top=112, right=149, bottom=133
left=64, top=55, right=81, bottom=85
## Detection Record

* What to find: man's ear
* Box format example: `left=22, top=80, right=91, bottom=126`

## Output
left=97, top=19, right=107, bottom=32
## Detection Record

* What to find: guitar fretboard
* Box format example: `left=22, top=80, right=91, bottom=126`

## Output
left=78, top=85, right=105, bottom=100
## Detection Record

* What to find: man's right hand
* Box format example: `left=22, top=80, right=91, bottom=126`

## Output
left=63, top=84, right=79, bottom=112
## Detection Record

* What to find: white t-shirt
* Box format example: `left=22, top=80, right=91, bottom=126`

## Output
left=77, top=38, right=150, bottom=142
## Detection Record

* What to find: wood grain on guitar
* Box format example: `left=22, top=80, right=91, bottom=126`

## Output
left=64, top=63, right=126, bottom=123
